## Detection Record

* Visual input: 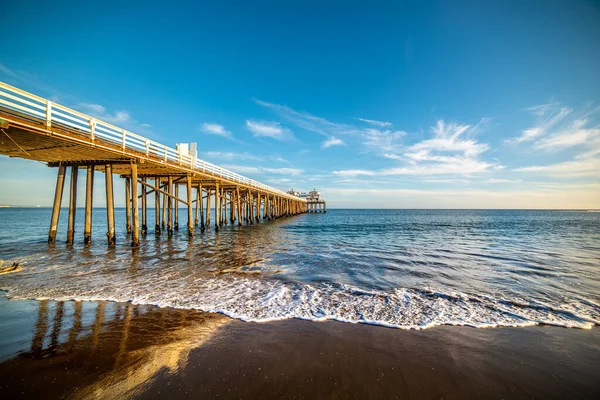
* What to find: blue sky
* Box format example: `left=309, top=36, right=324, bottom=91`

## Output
left=1, top=0, right=599, bottom=208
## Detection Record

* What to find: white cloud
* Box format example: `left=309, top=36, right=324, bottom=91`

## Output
left=335, top=119, right=493, bottom=177
left=200, top=123, right=232, bottom=139
left=245, top=120, right=293, bottom=140
left=321, top=137, right=344, bottom=149
left=354, top=117, right=392, bottom=127
left=506, top=103, right=572, bottom=144
left=80, top=103, right=132, bottom=124
left=515, top=157, right=600, bottom=178
left=202, top=151, right=261, bottom=161
left=223, top=164, right=303, bottom=176
left=263, top=167, right=303, bottom=175
left=78, top=103, right=151, bottom=132
left=485, top=178, right=523, bottom=184
left=535, top=118, right=600, bottom=150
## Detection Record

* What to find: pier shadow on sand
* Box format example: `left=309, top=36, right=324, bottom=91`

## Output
left=0, top=298, right=599, bottom=399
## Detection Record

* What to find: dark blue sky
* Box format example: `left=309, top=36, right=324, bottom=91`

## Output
left=1, top=0, right=599, bottom=207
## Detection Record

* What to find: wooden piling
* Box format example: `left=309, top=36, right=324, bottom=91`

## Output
left=162, top=180, right=167, bottom=230
left=125, top=177, right=132, bottom=234
left=48, top=164, right=66, bottom=244
left=256, top=193, right=261, bottom=223
left=84, top=165, right=94, bottom=244
left=141, top=177, right=147, bottom=235
left=105, top=164, right=115, bottom=245
left=236, top=187, right=242, bottom=226
left=187, top=174, right=193, bottom=237
left=167, top=176, right=173, bottom=236
left=199, top=184, right=205, bottom=230
left=66, top=166, right=78, bottom=244
left=155, top=177, right=161, bottom=233
left=215, top=182, right=220, bottom=230
left=174, top=183, right=179, bottom=231
left=131, top=162, right=140, bottom=247
left=206, top=188, right=211, bottom=228
left=194, top=186, right=200, bottom=227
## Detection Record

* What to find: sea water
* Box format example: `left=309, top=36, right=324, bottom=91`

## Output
left=0, top=208, right=598, bottom=329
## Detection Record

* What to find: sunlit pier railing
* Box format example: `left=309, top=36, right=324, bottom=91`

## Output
left=0, top=82, right=300, bottom=200
left=0, top=81, right=310, bottom=246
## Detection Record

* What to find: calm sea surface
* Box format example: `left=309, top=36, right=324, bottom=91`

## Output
left=1, top=208, right=599, bottom=329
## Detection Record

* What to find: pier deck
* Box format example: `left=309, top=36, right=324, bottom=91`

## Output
left=0, top=82, right=308, bottom=246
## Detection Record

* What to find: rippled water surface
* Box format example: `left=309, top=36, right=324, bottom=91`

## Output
left=1, top=208, right=599, bottom=329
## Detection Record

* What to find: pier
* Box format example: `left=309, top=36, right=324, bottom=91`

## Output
left=0, top=82, right=312, bottom=246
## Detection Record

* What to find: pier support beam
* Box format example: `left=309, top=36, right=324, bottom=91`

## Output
left=199, top=184, right=205, bottom=230
left=256, top=193, right=261, bottom=223
left=194, top=186, right=200, bottom=227
left=131, top=163, right=140, bottom=247
left=125, top=177, right=132, bottom=234
left=105, top=164, right=115, bottom=245
left=206, top=189, right=211, bottom=229
left=48, top=165, right=66, bottom=244
left=174, top=184, right=179, bottom=231
left=155, top=177, right=161, bottom=233
left=215, top=182, right=220, bottom=231
left=141, top=177, right=147, bottom=235
left=66, top=166, right=78, bottom=244
left=84, top=165, right=94, bottom=244
left=236, top=187, right=242, bottom=226
left=229, top=191, right=235, bottom=224
left=167, top=176, right=173, bottom=236
left=162, top=180, right=167, bottom=230
left=187, top=175, right=193, bottom=237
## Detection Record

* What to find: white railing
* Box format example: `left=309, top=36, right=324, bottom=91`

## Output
left=0, top=81, right=303, bottom=201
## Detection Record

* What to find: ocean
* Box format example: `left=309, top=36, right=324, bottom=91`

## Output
left=1, top=208, right=599, bottom=332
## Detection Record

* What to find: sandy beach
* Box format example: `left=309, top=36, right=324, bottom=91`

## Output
left=0, top=298, right=598, bottom=399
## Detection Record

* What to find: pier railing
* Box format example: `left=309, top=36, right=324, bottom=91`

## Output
left=0, top=81, right=302, bottom=201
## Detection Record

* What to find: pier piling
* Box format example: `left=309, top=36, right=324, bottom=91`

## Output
left=141, top=177, right=147, bottom=235
left=125, top=177, right=132, bottom=234
left=131, top=162, right=140, bottom=247
left=48, top=164, right=66, bottom=244
left=105, top=164, right=115, bottom=245
left=155, top=177, right=161, bottom=233
left=66, top=166, right=78, bottom=244
left=174, top=183, right=179, bottom=231
left=187, top=174, right=193, bottom=237
left=167, top=176, right=173, bottom=236
left=84, top=165, right=94, bottom=244
left=215, top=182, right=220, bottom=231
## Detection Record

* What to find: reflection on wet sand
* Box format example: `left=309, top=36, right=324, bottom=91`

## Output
left=0, top=300, right=230, bottom=399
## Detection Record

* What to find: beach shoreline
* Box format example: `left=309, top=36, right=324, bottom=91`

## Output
left=0, top=298, right=598, bottom=399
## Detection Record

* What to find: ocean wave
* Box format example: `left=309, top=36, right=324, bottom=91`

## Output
left=2, top=276, right=598, bottom=330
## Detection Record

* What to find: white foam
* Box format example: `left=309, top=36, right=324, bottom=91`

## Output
left=2, top=274, right=598, bottom=330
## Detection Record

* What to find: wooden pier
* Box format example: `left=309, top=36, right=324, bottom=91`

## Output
left=0, top=82, right=308, bottom=246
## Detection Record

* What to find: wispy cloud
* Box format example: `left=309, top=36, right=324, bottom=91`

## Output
left=515, top=157, right=600, bottom=178
left=223, top=164, right=303, bottom=176
left=79, top=103, right=132, bottom=125
left=200, top=123, right=232, bottom=139
left=334, top=119, right=494, bottom=177
left=245, top=119, right=294, bottom=140
left=77, top=102, right=154, bottom=137
left=321, top=137, right=344, bottom=149
left=512, top=103, right=600, bottom=178
left=354, top=117, right=392, bottom=127
left=506, top=103, right=572, bottom=144
left=254, top=99, right=406, bottom=153
left=201, top=151, right=261, bottom=161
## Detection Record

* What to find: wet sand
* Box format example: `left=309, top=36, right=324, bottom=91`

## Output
left=0, top=298, right=598, bottom=399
